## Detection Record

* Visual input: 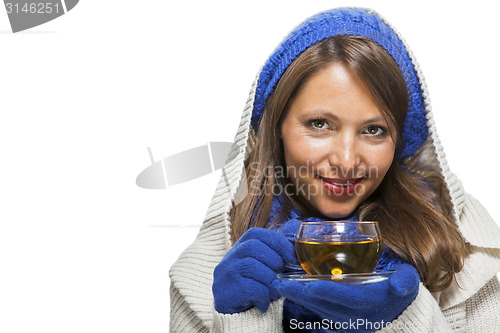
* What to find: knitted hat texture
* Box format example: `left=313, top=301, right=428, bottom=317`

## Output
left=251, top=8, right=428, bottom=160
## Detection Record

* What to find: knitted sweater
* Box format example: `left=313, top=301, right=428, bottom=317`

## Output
left=169, top=8, right=500, bottom=332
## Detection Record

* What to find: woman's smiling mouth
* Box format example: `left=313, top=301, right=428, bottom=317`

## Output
left=319, top=176, right=365, bottom=196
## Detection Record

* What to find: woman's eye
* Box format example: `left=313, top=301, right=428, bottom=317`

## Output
left=309, top=119, right=330, bottom=130
left=364, top=125, right=386, bottom=137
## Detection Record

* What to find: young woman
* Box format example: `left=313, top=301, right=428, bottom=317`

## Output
left=169, top=8, right=500, bottom=332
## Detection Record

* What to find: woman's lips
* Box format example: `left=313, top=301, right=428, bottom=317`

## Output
left=320, top=176, right=364, bottom=196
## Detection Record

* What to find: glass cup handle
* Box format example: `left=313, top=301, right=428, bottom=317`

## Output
left=282, top=233, right=304, bottom=271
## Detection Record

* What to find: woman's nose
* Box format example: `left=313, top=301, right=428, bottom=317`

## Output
left=328, top=134, right=360, bottom=175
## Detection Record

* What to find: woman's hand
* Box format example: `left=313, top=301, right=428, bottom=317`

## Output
left=212, top=228, right=296, bottom=314
left=270, top=263, right=420, bottom=332
left=277, top=217, right=324, bottom=268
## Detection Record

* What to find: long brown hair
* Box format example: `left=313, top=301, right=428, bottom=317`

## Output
left=231, top=35, right=468, bottom=292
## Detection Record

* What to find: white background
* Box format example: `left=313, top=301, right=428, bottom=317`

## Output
left=0, top=1, right=499, bottom=332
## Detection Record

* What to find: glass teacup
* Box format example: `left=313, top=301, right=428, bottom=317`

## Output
left=295, top=221, right=383, bottom=276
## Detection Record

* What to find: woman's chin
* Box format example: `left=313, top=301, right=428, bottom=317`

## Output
left=318, top=209, right=356, bottom=220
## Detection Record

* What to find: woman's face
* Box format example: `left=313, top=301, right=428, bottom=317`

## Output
left=280, top=62, right=396, bottom=218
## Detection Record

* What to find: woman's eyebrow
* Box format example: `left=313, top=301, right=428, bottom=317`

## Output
left=317, top=111, right=386, bottom=124
left=363, top=116, right=385, bottom=124
left=309, top=110, right=386, bottom=125
left=317, top=111, right=339, bottom=120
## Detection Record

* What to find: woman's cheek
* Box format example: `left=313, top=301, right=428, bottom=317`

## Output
left=365, top=144, right=395, bottom=176
left=298, top=136, right=332, bottom=160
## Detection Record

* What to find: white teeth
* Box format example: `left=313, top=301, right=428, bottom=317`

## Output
left=325, top=180, right=355, bottom=186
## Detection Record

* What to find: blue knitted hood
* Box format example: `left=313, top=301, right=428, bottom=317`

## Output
left=251, top=7, right=428, bottom=161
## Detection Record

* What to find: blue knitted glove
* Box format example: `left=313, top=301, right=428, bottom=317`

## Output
left=278, top=217, right=326, bottom=235
left=212, top=227, right=296, bottom=314
left=271, top=262, right=420, bottom=332
left=277, top=218, right=323, bottom=268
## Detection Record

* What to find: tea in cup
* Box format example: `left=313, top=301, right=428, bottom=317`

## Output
left=295, top=221, right=382, bottom=275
